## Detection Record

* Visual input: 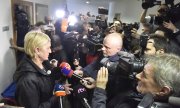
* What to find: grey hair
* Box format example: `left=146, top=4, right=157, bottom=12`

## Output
left=147, top=54, right=180, bottom=96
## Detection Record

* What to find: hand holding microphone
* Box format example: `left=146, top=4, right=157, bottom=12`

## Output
left=80, top=77, right=96, bottom=89
left=73, top=84, right=91, bottom=108
left=59, top=62, right=92, bottom=85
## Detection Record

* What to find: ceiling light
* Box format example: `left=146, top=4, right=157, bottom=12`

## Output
left=86, top=1, right=90, bottom=4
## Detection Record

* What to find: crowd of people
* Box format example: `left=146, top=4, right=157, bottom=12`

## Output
left=2, top=1, right=180, bottom=108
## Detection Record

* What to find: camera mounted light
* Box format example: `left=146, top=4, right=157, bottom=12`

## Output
left=68, top=15, right=77, bottom=26
left=55, top=10, right=65, bottom=18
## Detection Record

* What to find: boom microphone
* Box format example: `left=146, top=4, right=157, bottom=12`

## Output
left=59, top=62, right=92, bottom=85
left=73, top=84, right=91, bottom=108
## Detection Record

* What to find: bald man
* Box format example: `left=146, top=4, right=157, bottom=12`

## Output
left=80, top=33, right=134, bottom=106
left=102, top=33, right=123, bottom=57
left=82, top=33, right=123, bottom=79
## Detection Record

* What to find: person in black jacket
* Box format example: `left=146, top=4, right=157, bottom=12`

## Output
left=13, top=31, right=72, bottom=108
left=79, top=33, right=135, bottom=107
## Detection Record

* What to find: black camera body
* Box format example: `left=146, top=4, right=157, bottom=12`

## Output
left=142, top=0, right=161, bottom=9
left=142, top=0, right=180, bottom=25
left=100, top=51, right=145, bottom=79
left=122, top=22, right=140, bottom=51
left=123, top=22, right=139, bottom=38
left=117, top=51, right=145, bottom=79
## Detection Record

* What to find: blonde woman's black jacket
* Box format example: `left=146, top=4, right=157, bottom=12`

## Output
left=13, top=55, right=62, bottom=108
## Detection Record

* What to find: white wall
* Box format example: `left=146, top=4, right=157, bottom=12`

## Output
left=23, top=0, right=66, bottom=24
left=108, top=0, right=156, bottom=23
left=0, top=0, right=16, bottom=98
left=67, top=0, right=109, bottom=16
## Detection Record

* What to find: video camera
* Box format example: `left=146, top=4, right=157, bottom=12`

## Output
left=142, top=0, right=161, bottom=9
left=122, top=22, right=140, bottom=51
left=101, top=51, right=145, bottom=79
left=142, top=0, right=180, bottom=25
left=123, top=22, right=140, bottom=38
left=117, top=51, right=145, bottom=79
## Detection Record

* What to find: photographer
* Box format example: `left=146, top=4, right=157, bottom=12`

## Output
left=140, top=1, right=180, bottom=41
left=144, top=34, right=168, bottom=55
left=144, top=33, right=180, bottom=56
left=92, top=54, right=180, bottom=108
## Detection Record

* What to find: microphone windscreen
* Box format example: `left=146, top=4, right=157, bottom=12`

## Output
left=73, top=84, right=87, bottom=99
left=61, top=67, right=74, bottom=77
left=54, top=84, right=66, bottom=96
left=59, top=62, right=73, bottom=77
left=59, top=62, right=71, bottom=69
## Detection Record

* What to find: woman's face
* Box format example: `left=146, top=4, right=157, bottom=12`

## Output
left=36, top=41, right=51, bottom=61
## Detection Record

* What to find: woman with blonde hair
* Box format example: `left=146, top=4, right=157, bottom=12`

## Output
left=13, top=31, right=72, bottom=108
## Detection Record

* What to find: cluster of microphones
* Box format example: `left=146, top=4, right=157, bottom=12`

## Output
left=56, top=62, right=180, bottom=108
left=53, top=62, right=91, bottom=108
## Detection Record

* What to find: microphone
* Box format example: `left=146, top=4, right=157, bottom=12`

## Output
left=54, top=84, right=66, bottom=108
left=137, top=93, right=154, bottom=108
left=59, top=62, right=92, bottom=85
left=73, top=84, right=91, bottom=108
left=168, top=96, right=180, bottom=107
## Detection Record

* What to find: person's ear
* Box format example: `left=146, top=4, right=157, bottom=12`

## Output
left=156, top=86, right=171, bottom=97
left=35, top=47, right=40, bottom=54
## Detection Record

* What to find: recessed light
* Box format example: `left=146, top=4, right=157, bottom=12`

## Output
left=86, top=1, right=90, bottom=4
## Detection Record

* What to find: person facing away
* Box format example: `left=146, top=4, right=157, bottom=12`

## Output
left=13, top=31, right=72, bottom=108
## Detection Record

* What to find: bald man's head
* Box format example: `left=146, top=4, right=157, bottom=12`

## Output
left=102, top=33, right=123, bottom=57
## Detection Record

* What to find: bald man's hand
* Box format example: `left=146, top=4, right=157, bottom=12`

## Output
left=96, top=67, right=108, bottom=90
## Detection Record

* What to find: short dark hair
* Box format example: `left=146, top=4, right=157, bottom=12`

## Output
left=149, top=34, right=168, bottom=52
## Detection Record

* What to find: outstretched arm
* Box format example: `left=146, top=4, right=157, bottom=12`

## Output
left=10, top=38, right=24, bottom=52
left=92, top=67, right=108, bottom=108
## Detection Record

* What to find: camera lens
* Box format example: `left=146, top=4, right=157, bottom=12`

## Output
left=133, top=60, right=144, bottom=73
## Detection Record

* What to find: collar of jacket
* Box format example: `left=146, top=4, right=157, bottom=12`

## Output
left=25, top=56, right=50, bottom=76
left=108, top=54, right=119, bottom=62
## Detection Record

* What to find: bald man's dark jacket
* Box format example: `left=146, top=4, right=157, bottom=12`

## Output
left=83, top=53, right=135, bottom=103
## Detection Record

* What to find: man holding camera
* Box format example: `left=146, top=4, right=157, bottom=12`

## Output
left=93, top=54, right=180, bottom=108
left=140, top=1, right=180, bottom=41
left=79, top=33, right=135, bottom=107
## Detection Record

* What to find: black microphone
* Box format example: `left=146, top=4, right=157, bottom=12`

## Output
left=59, top=62, right=92, bottom=85
left=137, top=93, right=154, bottom=108
left=168, top=96, right=180, bottom=107
left=73, top=84, right=91, bottom=108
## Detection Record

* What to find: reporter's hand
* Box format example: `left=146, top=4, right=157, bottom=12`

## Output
left=63, top=83, right=73, bottom=95
left=9, top=38, right=17, bottom=49
left=50, top=59, right=58, bottom=67
left=80, top=77, right=96, bottom=89
left=163, top=21, right=177, bottom=32
left=74, top=70, right=83, bottom=77
left=96, top=67, right=108, bottom=90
